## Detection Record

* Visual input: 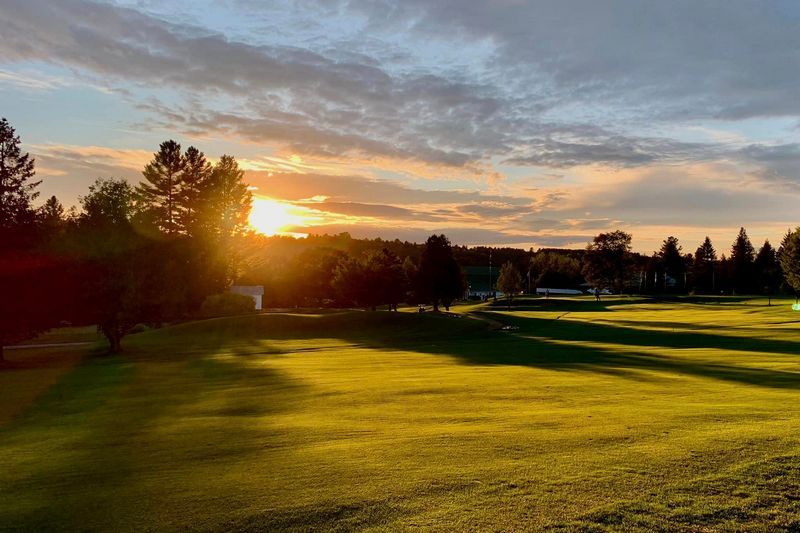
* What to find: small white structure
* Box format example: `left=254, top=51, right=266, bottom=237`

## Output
left=536, top=288, right=583, bottom=295
left=230, top=285, right=264, bottom=310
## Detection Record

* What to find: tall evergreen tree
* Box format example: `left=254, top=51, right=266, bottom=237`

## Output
left=754, top=240, right=781, bottom=304
left=0, top=117, right=40, bottom=232
left=38, top=195, right=66, bottom=231
left=137, top=140, right=185, bottom=235
left=180, top=146, right=212, bottom=236
left=730, top=227, right=755, bottom=294
left=658, top=236, right=684, bottom=291
left=778, top=228, right=800, bottom=302
left=693, top=236, right=717, bottom=293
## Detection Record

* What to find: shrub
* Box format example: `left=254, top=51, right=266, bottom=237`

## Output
left=199, top=293, right=256, bottom=318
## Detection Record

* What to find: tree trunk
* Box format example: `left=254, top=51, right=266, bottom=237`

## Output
left=102, top=325, right=123, bottom=354
left=433, top=301, right=440, bottom=312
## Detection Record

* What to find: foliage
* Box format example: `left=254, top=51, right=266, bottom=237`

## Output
left=754, top=240, right=781, bottom=297
left=583, top=230, right=633, bottom=293
left=692, top=236, right=717, bottom=293
left=198, top=293, right=255, bottom=318
left=658, top=236, right=685, bottom=290
left=137, top=140, right=185, bottom=235
left=417, top=234, right=465, bottom=311
left=530, top=251, right=582, bottom=289
left=496, top=261, right=523, bottom=307
left=730, top=227, right=756, bottom=294
left=778, top=227, right=800, bottom=297
left=80, top=179, right=135, bottom=227
left=333, top=249, right=407, bottom=310
left=0, top=117, right=40, bottom=233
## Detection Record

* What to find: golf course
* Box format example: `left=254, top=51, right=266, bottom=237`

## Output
left=3, top=296, right=800, bottom=531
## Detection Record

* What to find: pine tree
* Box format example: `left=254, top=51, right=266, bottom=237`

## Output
left=730, top=227, right=755, bottom=294
left=39, top=195, right=65, bottom=229
left=137, top=140, right=185, bottom=235
left=180, top=146, right=212, bottom=236
left=0, top=117, right=40, bottom=231
left=778, top=228, right=800, bottom=302
left=658, top=236, right=684, bottom=291
left=755, top=240, right=781, bottom=304
left=693, top=236, right=717, bottom=293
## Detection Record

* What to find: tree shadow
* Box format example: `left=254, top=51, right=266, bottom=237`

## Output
left=154, top=309, right=800, bottom=391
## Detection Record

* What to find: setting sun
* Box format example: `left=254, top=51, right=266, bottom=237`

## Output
left=248, top=196, right=305, bottom=236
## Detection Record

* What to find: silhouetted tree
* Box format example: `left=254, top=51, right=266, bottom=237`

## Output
left=730, top=227, right=755, bottom=294
left=755, top=240, right=781, bottom=304
left=80, top=179, right=135, bottom=227
left=289, top=247, right=347, bottom=307
left=71, top=178, right=190, bottom=353
left=659, top=236, right=685, bottom=291
left=496, top=261, right=523, bottom=309
left=402, top=256, right=419, bottom=304
left=180, top=146, right=213, bottom=236
left=417, top=234, right=465, bottom=311
left=779, top=228, right=800, bottom=302
left=693, top=236, right=717, bottom=293
left=137, top=140, right=185, bottom=235
left=583, top=230, right=633, bottom=293
left=0, top=119, right=59, bottom=361
left=0, top=117, right=39, bottom=234
left=333, top=249, right=406, bottom=310
left=206, top=155, right=252, bottom=240
left=529, top=252, right=582, bottom=289
left=204, top=155, right=253, bottom=285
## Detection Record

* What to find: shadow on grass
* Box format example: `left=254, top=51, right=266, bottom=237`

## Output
left=176, top=305, right=800, bottom=391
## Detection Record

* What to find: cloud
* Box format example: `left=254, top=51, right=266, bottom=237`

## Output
left=5, top=0, right=800, bottom=251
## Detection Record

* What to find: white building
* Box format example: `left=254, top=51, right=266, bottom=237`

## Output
left=230, top=285, right=264, bottom=310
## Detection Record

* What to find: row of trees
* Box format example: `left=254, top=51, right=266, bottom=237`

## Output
left=579, top=229, right=800, bottom=299
left=1, top=118, right=253, bottom=356
left=1, top=118, right=472, bottom=353
left=242, top=234, right=466, bottom=312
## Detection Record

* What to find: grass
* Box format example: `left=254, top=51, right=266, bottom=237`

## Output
left=3, top=296, right=800, bottom=530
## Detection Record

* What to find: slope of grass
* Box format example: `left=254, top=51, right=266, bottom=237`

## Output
left=3, top=298, right=800, bottom=530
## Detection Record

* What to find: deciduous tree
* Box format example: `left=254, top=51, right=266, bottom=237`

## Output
left=496, top=261, right=523, bottom=309
left=583, top=230, right=633, bottom=293
left=417, top=234, right=465, bottom=311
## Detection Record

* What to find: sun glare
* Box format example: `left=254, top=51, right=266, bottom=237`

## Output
left=249, top=197, right=304, bottom=236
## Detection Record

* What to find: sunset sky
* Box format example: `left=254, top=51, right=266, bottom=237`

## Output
left=2, top=0, right=800, bottom=252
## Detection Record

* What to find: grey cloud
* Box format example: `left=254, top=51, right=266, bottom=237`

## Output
left=0, top=0, right=732, bottom=171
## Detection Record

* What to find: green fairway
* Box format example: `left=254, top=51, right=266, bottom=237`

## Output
left=3, top=297, right=800, bottom=530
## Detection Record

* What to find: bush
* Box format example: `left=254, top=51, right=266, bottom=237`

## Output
left=129, top=323, right=150, bottom=334
left=199, top=293, right=256, bottom=318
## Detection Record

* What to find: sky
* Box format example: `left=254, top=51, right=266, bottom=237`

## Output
left=2, top=0, right=800, bottom=253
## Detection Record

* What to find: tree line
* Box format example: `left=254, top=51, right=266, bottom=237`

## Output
left=0, top=119, right=469, bottom=355
left=1, top=119, right=252, bottom=356
left=4, top=115, right=800, bottom=355
left=578, top=229, right=800, bottom=300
